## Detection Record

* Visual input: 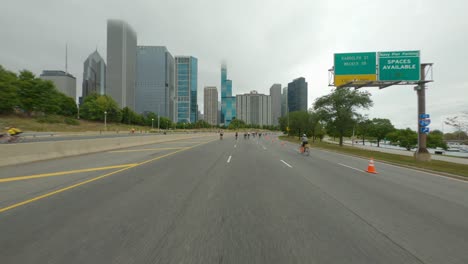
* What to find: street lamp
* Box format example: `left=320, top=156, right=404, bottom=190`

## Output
left=104, top=111, right=107, bottom=131
left=151, top=118, right=154, bottom=130
left=157, top=104, right=161, bottom=133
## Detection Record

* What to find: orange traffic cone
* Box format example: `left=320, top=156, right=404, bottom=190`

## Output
left=365, top=158, right=378, bottom=174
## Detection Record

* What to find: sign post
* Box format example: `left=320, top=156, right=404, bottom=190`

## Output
left=414, top=63, right=431, bottom=161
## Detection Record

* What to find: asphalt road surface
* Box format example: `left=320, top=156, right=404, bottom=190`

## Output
left=1, top=134, right=468, bottom=263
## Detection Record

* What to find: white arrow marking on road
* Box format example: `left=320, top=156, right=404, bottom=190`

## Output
left=227, top=156, right=232, bottom=163
left=280, top=160, right=292, bottom=168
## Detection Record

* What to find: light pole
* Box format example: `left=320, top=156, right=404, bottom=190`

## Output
left=157, top=104, right=161, bottom=133
left=151, top=118, right=154, bottom=130
left=104, top=111, right=107, bottom=131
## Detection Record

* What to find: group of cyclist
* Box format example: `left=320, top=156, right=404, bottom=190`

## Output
left=0, top=126, right=23, bottom=143
left=220, top=130, right=310, bottom=153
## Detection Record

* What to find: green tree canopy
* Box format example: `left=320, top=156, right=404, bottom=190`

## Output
left=314, top=88, right=373, bottom=146
left=387, top=128, right=418, bottom=151
left=228, top=118, right=246, bottom=129
left=427, top=130, right=448, bottom=150
left=0, top=66, right=19, bottom=114
left=368, top=118, right=395, bottom=147
left=80, top=93, right=122, bottom=122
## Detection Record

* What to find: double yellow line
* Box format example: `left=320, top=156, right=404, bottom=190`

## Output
left=0, top=139, right=216, bottom=214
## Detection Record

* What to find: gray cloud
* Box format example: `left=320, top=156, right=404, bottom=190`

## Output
left=1, top=0, right=467, bottom=130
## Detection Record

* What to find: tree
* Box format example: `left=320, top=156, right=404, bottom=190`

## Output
left=368, top=118, right=395, bottom=147
left=356, top=118, right=372, bottom=145
left=288, top=111, right=310, bottom=137
left=445, top=112, right=468, bottom=139
left=80, top=94, right=122, bottom=122
left=308, top=111, right=321, bottom=142
left=122, top=107, right=143, bottom=125
left=387, top=128, right=418, bottom=151
left=427, top=130, right=448, bottom=150
left=228, top=119, right=246, bottom=130
left=314, top=88, right=373, bottom=146
left=55, top=93, right=77, bottom=116
left=0, top=65, right=19, bottom=114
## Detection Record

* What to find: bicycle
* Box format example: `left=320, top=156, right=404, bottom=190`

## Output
left=0, top=134, right=25, bottom=143
left=299, top=144, right=310, bottom=156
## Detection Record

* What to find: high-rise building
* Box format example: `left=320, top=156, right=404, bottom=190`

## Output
left=287, top=77, right=308, bottom=112
left=175, top=56, right=198, bottom=123
left=106, top=19, right=137, bottom=109
left=135, top=46, right=175, bottom=120
left=220, top=64, right=236, bottom=126
left=269, top=84, right=282, bottom=125
left=281, top=87, right=288, bottom=117
left=204, top=86, right=218, bottom=126
left=82, top=50, right=106, bottom=98
left=40, top=70, right=77, bottom=100
left=236, top=90, right=272, bottom=126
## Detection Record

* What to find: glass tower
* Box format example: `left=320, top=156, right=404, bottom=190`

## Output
left=220, top=64, right=236, bottom=126
left=175, top=56, right=198, bottom=123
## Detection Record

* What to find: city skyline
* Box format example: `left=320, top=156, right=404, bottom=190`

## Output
left=1, top=1, right=467, bottom=131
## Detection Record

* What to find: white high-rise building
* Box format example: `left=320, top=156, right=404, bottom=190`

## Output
left=40, top=70, right=77, bottom=100
left=106, top=19, right=137, bottom=109
left=236, top=90, right=271, bottom=126
left=204, top=86, right=218, bottom=126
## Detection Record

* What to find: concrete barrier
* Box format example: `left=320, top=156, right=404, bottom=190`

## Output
left=0, top=134, right=214, bottom=167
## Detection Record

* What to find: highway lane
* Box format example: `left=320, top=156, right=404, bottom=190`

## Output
left=1, top=134, right=467, bottom=263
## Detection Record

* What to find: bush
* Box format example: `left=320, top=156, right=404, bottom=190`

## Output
left=36, top=115, right=63, bottom=124
left=64, top=117, right=80, bottom=125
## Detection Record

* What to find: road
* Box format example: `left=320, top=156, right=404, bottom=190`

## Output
left=1, top=134, right=468, bottom=263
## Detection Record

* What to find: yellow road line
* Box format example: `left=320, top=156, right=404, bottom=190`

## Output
left=108, top=147, right=187, bottom=153
left=0, top=138, right=217, bottom=214
left=0, top=164, right=138, bottom=183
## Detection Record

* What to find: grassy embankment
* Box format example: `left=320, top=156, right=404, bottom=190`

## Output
left=279, top=135, right=468, bottom=178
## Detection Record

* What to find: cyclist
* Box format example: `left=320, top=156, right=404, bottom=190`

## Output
left=235, top=131, right=238, bottom=140
left=300, top=134, right=308, bottom=152
left=220, top=130, right=224, bottom=140
left=6, top=126, right=23, bottom=142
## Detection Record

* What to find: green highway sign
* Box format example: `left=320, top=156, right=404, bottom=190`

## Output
left=334, top=52, right=377, bottom=86
left=378, top=51, right=420, bottom=81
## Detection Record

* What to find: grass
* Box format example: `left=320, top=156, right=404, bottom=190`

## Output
left=279, top=135, right=468, bottom=178
left=0, top=115, right=163, bottom=133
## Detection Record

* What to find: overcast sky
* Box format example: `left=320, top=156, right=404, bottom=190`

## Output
left=1, top=0, right=467, bottom=131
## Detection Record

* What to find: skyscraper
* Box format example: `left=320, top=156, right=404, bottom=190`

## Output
left=281, top=86, right=288, bottom=117
left=175, top=56, right=198, bottom=123
left=106, top=19, right=137, bottom=109
left=82, top=50, right=106, bottom=98
left=287, top=77, right=308, bottom=112
left=204, top=86, right=218, bottom=126
left=269, top=83, right=281, bottom=125
left=220, top=63, right=236, bottom=126
left=40, top=70, right=77, bottom=100
left=135, top=46, right=175, bottom=120
left=236, top=91, right=272, bottom=126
